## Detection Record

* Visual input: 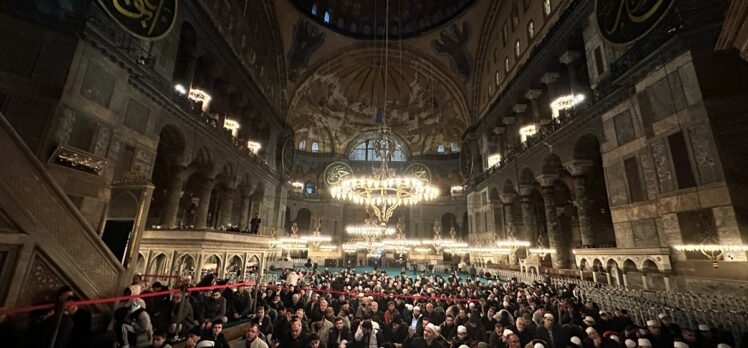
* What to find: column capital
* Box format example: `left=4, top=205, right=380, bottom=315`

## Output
left=512, top=104, right=528, bottom=114
left=535, top=174, right=559, bottom=188
left=525, top=89, right=543, bottom=100
left=559, top=51, right=581, bottom=65
left=499, top=193, right=517, bottom=204
left=198, top=177, right=217, bottom=192
left=518, top=184, right=536, bottom=197
left=564, top=160, right=595, bottom=176
left=540, top=72, right=560, bottom=85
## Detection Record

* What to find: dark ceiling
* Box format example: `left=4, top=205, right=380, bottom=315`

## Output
left=290, top=0, right=476, bottom=39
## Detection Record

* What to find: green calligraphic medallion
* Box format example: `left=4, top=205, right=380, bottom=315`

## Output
left=596, top=0, right=673, bottom=45
left=405, top=163, right=432, bottom=183
left=281, top=138, right=296, bottom=178
left=98, top=0, right=178, bottom=40
left=324, top=162, right=353, bottom=187
left=459, top=141, right=472, bottom=180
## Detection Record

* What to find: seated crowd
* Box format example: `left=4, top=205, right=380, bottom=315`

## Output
left=0, top=267, right=744, bottom=348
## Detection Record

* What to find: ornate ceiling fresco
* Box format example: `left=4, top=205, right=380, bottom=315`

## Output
left=287, top=47, right=470, bottom=156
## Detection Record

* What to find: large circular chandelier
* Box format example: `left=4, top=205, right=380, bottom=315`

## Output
left=330, top=129, right=439, bottom=224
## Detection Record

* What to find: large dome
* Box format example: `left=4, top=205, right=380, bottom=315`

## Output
left=290, top=0, right=476, bottom=39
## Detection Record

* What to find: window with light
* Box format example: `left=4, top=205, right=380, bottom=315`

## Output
left=349, top=139, right=407, bottom=162
left=298, top=139, right=306, bottom=150
left=311, top=142, right=320, bottom=152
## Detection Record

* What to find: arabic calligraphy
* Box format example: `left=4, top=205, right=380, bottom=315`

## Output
left=51, top=145, right=109, bottom=176
left=324, top=162, right=353, bottom=186
left=405, top=163, right=432, bottom=183
left=99, top=0, right=177, bottom=40
left=596, top=0, right=673, bottom=44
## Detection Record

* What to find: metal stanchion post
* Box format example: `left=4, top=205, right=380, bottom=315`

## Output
left=48, top=291, right=72, bottom=348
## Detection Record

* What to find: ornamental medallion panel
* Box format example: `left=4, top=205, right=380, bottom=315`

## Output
left=404, top=163, right=432, bottom=183
left=596, top=0, right=674, bottom=45
left=97, top=0, right=177, bottom=40
left=324, top=162, right=353, bottom=187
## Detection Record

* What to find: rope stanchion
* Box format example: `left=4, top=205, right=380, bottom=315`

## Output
left=0, top=280, right=257, bottom=315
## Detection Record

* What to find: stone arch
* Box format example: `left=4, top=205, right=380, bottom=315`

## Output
left=441, top=213, right=458, bottom=235
left=148, top=253, right=169, bottom=277
left=225, top=255, right=243, bottom=280
left=108, top=191, right=139, bottom=218
left=202, top=254, right=222, bottom=277
left=573, top=134, right=602, bottom=160
left=541, top=153, right=563, bottom=175
left=173, top=21, right=198, bottom=85
left=135, top=253, right=147, bottom=274
left=502, top=179, right=516, bottom=194
left=579, top=257, right=589, bottom=271
left=592, top=258, right=604, bottom=272
left=519, top=167, right=536, bottom=185
left=642, top=259, right=660, bottom=272
left=622, top=259, right=638, bottom=272
left=489, top=187, right=500, bottom=202
left=173, top=253, right=196, bottom=277
left=606, top=258, right=619, bottom=272
left=296, top=208, right=312, bottom=231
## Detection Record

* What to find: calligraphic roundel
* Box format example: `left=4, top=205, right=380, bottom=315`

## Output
left=324, top=162, right=354, bottom=187
left=405, top=163, right=432, bottom=184
left=596, top=0, right=673, bottom=45
left=98, top=0, right=178, bottom=40
left=281, top=138, right=296, bottom=178
left=459, top=141, right=473, bottom=180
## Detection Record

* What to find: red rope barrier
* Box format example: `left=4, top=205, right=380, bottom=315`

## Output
left=0, top=280, right=256, bottom=315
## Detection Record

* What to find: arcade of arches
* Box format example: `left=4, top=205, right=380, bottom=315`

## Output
left=1, top=0, right=748, bottom=341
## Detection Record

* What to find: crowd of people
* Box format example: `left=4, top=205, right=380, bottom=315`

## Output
left=0, top=266, right=744, bottom=348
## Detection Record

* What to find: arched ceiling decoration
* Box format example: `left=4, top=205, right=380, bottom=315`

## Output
left=287, top=47, right=470, bottom=156
left=290, top=0, right=477, bottom=40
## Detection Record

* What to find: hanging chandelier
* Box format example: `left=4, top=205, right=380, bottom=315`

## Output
left=345, top=218, right=395, bottom=254
left=430, top=222, right=467, bottom=252
left=301, top=218, right=332, bottom=249
left=330, top=128, right=439, bottom=224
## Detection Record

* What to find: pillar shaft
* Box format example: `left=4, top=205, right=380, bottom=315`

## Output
left=574, top=175, right=595, bottom=247
left=540, top=186, right=566, bottom=268
left=217, top=189, right=236, bottom=228
left=641, top=274, right=649, bottom=290
left=520, top=195, right=539, bottom=244
left=239, top=195, right=251, bottom=231
left=194, top=179, right=215, bottom=229
left=161, top=168, right=188, bottom=228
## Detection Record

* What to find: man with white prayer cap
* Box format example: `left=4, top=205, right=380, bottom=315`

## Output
left=625, top=339, right=637, bottom=348
left=639, top=338, right=654, bottom=348
left=645, top=319, right=674, bottom=348
left=570, top=336, right=582, bottom=347
left=584, top=327, right=619, bottom=348
left=658, top=313, right=682, bottom=337
left=674, top=341, right=689, bottom=348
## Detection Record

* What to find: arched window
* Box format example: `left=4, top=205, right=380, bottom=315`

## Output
left=323, top=11, right=331, bottom=23
left=528, top=21, right=535, bottom=39
left=304, top=182, right=315, bottom=194
left=488, top=83, right=493, bottom=96
left=543, top=0, right=552, bottom=17
left=349, top=139, right=407, bottom=162
left=515, top=40, right=521, bottom=58
left=311, top=142, right=320, bottom=152
left=495, top=71, right=501, bottom=85
left=311, top=4, right=318, bottom=15
left=451, top=143, right=459, bottom=152
left=298, top=139, right=306, bottom=150
left=437, top=144, right=446, bottom=153
left=493, top=47, right=498, bottom=63
left=504, top=58, right=510, bottom=73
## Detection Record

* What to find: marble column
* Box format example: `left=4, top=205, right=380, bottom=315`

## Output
left=641, top=273, right=649, bottom=290
left=605, top=272, right=612, bottom=285
left=238, top=186, right=252, bottom=232
left=540, top=72, right=560, bottom=124
left=622, top=272, right=629, bottom=288
left=500, top=193, right=517, bottom=239
left=559, top=51, right=582, bottom=97
left=518, top=184, right=539, bottom=244
left=194, top=178, right=216, bottom=229
left=525, top=89, right=543, bottom=123
left=565, top=160, right=595, bottom=247
left=664, top=275, right=672, bottom=291
left=217, top=188, right=236, bottom=228
left=161, top=167, right=189, bottom=228
left=537, top=174, right=566, bottom=268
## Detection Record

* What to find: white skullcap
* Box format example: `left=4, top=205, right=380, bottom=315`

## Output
left=413, top=306, right=421, bottom=312
left=599, top=310, right=608, bottom=315
left=585, top=327, right=596, bottom=335
left=658, top=313, right=669, bottom=319
left=459, top=346, right=470, bottom=348
left=457, top=325, right=467, bottom=333
left=583, top=316, right=595, bottom=324
left=544, top=313, right=554, bottom=320
left=534, top=343, right=546, bottom=348
left=570, top=337, right=582, bottom=346
left=405, top=304, right=413, bottom=311
left=610, top=335, right=620, bottom=343
left=674, top=342, right=689, bottom=348
left=196, top=341, right=216, bottom=348
left=698, top=324, right=710, bottom=331
left=425, top=323, right=439, bottom=334
left=639, top=338, right=653, bottom=347
left=625, top=339, right=637, bottom=348
left=717, top=344, right=732, bottom=348
left=647, top=320, right=659, bottom=327
left=503, top=329, right=514, bottom=337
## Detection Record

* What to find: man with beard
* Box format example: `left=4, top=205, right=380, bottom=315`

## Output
left=328, top=317, right=353, bottom=348
left=440, top=314, right=457, bottom=341
left=310, top=311, right=334, bottom=347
